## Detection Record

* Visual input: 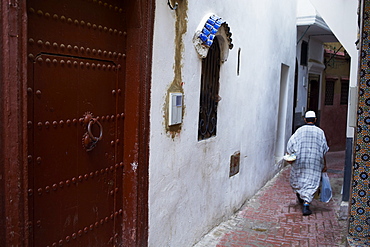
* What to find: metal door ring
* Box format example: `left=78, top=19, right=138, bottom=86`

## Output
left=87, top=119, right=103, bottom=142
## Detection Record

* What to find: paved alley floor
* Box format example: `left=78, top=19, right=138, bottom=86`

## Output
left=194, top=151, right=348, bottom=247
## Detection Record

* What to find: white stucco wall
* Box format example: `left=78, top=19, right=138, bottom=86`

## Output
left=309, top=0, right=358, bottom=60
left=149, top=1, right=297, bottom=246
left=295, top=35, right=324, bottom=117
left=308, top=38, right=325, bottom=64
left=295, top=36, right=308, bottom=117
left=308, top=0, right=359, bottom=137
left=297, top=0, right=318, bottom=21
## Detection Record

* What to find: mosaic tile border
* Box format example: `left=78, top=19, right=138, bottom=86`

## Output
left=347, top=236, right=370, bottom=246
left=193, top=14, right=233, bottom=59
left=349, top=0, right=370, bottom=239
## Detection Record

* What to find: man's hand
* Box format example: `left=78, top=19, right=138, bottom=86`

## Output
left=322, top=165, right=327, bottom=172
left=322, top=155, right=327, bottom=172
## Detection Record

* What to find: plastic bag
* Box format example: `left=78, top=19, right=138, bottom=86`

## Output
left=320, top=172, right=332, bottom=203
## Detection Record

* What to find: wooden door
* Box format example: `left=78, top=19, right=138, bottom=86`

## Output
left=27, top=1, right=129, bottom=246
left=308, top=79, right=320, bottom=113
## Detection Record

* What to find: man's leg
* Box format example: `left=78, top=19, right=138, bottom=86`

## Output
left=296, top=193, right=304, bottom=204
left=297, top=187, right=317, bottom=216
left=302, top=201, right=312, bottom=216
left=296, top=192, right=312, bottom=215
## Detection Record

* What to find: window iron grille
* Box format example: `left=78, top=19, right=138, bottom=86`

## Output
left=340, top=80, right=349, bottom=105
left=325, top=80, right=335, bottom=105
left=198, top=37, right=221, bottom=140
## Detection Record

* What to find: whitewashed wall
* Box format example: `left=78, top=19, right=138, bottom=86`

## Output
left=149, top=0, right=297, bottom=246
left=295, top=34, right=309, bottom=117
left=295, top=35, right=325, bottom=117
left=309, top=0, right=359, bottom=138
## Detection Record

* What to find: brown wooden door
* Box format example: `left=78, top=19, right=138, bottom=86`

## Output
left=27, top=1, right=128, bottom=246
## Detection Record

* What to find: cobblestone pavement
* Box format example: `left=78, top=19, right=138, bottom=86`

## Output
left=194, top=151, right=348, bottom=247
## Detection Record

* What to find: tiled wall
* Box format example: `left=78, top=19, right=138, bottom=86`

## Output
left=348, top=0, right=370, bottom=243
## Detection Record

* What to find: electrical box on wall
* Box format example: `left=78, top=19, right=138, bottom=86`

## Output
left=169, top=93, right=183, bottom=126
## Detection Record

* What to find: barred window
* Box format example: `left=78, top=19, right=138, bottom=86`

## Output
left=325, top=80, right=335, bottom=105
left=198, top=37, right=221, bottom=140
left=340, top=80, right=349, bottom=105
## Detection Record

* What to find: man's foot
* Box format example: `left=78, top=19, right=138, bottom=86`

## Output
left=302, top=202, right=312, bottom=216
left=296, top=193, right=304, bottom=204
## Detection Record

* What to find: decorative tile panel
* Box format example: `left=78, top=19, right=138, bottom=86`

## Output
left=193, top=14, right=233, bottom=59
left=348, top=0, right=370, bottom=240
left=198, top=15, right=225, bottom=47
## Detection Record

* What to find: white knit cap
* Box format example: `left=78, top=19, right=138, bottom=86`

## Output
left=305, top=111, right=316, bottom=118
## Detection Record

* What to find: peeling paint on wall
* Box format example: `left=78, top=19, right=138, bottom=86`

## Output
left=163, top=0, right=188, bottom=138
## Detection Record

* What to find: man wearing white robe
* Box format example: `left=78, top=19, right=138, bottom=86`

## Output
left=287, top=111, right=329, bottom=216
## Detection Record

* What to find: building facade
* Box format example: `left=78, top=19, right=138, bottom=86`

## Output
left=149, top=1, right=297, bottom=245
left=321, top=44, right=351, bottom=152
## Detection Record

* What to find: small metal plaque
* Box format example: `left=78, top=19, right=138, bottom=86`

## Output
left=229, top=151, right=240, bottom=177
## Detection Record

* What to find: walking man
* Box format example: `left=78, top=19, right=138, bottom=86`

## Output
left=286, top=111, right=329, bottom=216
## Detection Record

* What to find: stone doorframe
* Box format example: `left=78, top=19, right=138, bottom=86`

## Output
left=0, top=1, right=154, bottom=246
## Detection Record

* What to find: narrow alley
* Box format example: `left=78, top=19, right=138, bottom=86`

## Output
left=194, top=151, right=347, bottom=247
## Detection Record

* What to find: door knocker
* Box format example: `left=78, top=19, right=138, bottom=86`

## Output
left=82, top=112, right=103, bottom=152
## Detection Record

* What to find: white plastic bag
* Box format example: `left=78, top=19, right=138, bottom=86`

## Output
left=320, top=172, right=332, bottom=203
